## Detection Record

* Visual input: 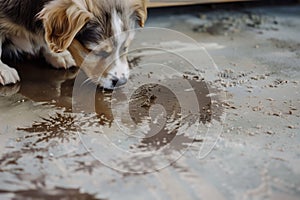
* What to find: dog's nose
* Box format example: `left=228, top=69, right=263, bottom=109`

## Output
left=112, top=77, right=127, bottom=88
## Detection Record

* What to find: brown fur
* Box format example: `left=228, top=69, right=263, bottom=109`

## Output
left=68, top=39, right=89, bottom=67
left=0, top=0, right=148, bottom=88
left=39, top=0, right=147, bottom=54
left=131, top=0, right=148, bottom=27
left=38, top=0, right=93, bottom=53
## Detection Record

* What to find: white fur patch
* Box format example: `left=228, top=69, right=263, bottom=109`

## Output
left=0, top=62, right=20, bottom=85
left=0, top=37, right=20, bottom=85
left=108, top=10, right=130, bottom=86
left=112, top=10, right=123, bottom=37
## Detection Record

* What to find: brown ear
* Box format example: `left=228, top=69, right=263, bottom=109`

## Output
left=38, top=1, right=92, bottom=53
left=131, top=0, right=148, bottom=27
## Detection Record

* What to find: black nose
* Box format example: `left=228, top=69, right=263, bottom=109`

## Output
left=112, top=77, right=127, bottom=87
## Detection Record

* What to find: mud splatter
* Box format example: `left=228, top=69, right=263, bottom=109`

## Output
left=0, top=187, right=101, bottom=200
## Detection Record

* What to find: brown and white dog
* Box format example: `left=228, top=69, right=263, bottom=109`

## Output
left=0, top=0, right=147, bottom=89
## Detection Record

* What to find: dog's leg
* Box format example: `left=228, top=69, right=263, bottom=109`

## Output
left=42, top=47, right=76, bottom=69
left=0, top=38, right=20, bottom=85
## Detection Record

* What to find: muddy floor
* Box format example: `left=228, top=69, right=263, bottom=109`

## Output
left=1, top=3, right=300, bottom=200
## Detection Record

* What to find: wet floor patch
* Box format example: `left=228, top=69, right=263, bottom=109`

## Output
left=0, top=55, right=224, bottom=195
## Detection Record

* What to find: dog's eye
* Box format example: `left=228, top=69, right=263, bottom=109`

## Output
left=96, top=51, right=110, bottom=58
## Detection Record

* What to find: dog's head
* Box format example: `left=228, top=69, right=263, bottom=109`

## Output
left=38, top=0, right=147, bottom=89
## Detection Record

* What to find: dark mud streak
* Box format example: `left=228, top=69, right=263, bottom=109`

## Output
left=0, top=187, right=101, bottom=200
left=0, top=146, right=54, bottom=174
left=115, top=76, right=223, bottom=173
left=74, top=160, right=102, bottom=174
left=18, top=113, right=79, bottom=144
left=129, top=79, right=213, bottom=151
left=128, top=56, right=142, bottom=69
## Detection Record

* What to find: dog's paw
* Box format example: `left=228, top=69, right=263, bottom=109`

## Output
left=0, top=65, right=20, bottom=85
left=44, top=51, right=76, bottom=69
left=0, top=84, right=20, bottom=96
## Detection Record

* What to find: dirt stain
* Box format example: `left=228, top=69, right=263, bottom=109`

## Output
left=0, top=187, right=101, bottom=200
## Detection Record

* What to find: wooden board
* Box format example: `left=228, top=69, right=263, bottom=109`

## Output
left=148, top=0, right=251, bottom=8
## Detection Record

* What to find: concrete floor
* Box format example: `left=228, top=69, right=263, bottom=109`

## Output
left=0, top=3, right=299, bottom=200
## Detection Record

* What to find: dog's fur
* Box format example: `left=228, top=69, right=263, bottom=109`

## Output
left=0, top=0, right=147, bottom=89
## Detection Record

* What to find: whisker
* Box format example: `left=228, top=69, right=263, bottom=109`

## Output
left=80, top=77, right=96, bottom=87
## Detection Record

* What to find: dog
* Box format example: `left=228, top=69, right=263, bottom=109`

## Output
left=0, top=0, right=147, bottom=89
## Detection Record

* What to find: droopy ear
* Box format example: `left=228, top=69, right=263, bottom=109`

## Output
left=131, top=0, right=148, bottom=27
left=38, top=0, right=92, bottom=53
